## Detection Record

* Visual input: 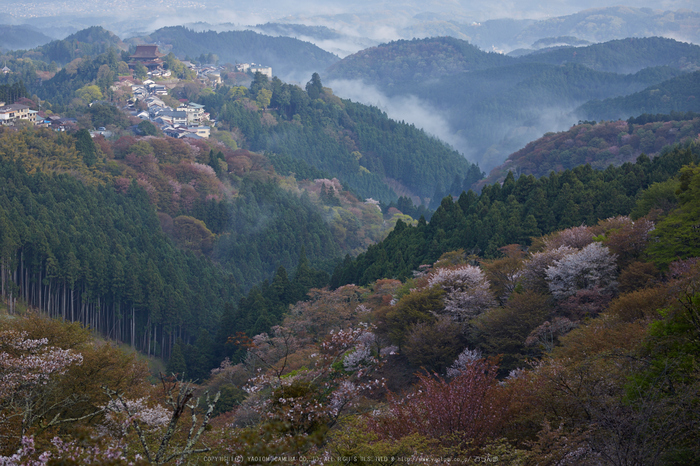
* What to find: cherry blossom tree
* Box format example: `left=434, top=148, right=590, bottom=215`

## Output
left=104, top=376, right=220, bottom=465
left=545, top=243, right=617, bottom=299
left=446, top=347, right=482, bottom=378
left=521, top=246, right=576, bottom=292
left=0, top=329, right=86, bottom=447
left=427, top=265, right=496, bottom=321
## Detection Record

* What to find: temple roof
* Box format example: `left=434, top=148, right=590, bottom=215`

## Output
left=130, top=45, right=164, bottom=59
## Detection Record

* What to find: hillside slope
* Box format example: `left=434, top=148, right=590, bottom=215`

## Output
left=482, top=113, right=700, bottom=185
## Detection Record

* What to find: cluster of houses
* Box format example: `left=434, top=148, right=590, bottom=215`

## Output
left=2, top=45, right=271, bottom=140
left=0, top=101, right=78, bottom=131
left=126, top=85, right=211, bottom=139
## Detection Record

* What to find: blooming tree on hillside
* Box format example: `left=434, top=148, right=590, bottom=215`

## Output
left=427, top=265, right=496, bottom=321
left=0, top=330, right=85, bottom=443
left=545, top=243, right=618, bottom=299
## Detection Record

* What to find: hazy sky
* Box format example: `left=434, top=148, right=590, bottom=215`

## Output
left=3, top=0, right=699, bottom=39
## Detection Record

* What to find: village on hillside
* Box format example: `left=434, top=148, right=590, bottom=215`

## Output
left=0, top=44, right=272, bottom=141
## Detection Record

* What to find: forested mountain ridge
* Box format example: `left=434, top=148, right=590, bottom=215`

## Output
left=198, top=73, right=483, bottom=204
left=0, top=123, right=423, bottom=380
left=516, top=36, right=700, bottom=74
left=397, top=6, right=700, bottom=53
left=2, top=26, right=127, bottom=66
left=482, top=112, right=700, bottom=186
left=324, top=36, right=513, bottom=86
left=0, top=25, right=54, bottom=52
left=325, top=36, right=700, bottom=90
left=0, top=127, right=238, bottom=365
left=578, top=70, right=700, bottom=121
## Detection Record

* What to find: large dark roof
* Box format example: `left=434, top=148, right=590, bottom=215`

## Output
left=130, top=45, right=164, bottom=59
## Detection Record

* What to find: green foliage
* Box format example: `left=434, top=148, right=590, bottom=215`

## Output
left=212, top=179, right=340, bottom=290
left=210, top=385, right=246, bottom=417
left=29, top=49, right=124, bottom=110
left=383, top=286, right=444, bottom=346
left=74, top=128, right=97, bottom=166
left=332, top=144, right=700, bottom=286
left=471, top=291, right=552, bottom=375
left=162, top=52, right=194, bottom=80
left=87, top=103, right=131, bottom=129
left=137, top=120, right=158, bottom=136
left=133, top=63, right=147, bottom=80
left=305, top=72, right=323, bottom=100
left=76, top=84, right=103, bottom=103
left=630, top=178, right=680, bottom=219
left=0, top=129, right=239, bottom=363
left=0, top=81, right=28, bottom=104
left=647, top=164, right=700, bottom=267
left=166, top=341, right=188, bottom=377
left=403, top=317, right=464, bottom=372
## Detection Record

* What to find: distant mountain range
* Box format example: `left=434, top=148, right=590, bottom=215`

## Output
left=0, top=25, right=54, bottom=52
left=324, top=36, right=700, bottom=171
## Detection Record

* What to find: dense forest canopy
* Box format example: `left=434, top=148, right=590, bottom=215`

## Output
left=3, top=140, right=700, bottom=463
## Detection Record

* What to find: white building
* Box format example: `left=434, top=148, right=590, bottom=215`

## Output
left=0, top=103, right=36, bottom=125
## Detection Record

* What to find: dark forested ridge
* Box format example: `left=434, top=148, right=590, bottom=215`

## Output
left=325, top=36, right=513, bottom=86
left=2, top=26, right=126, bottom=66
left=0, top=124, right=418, bottom=377
left=516, top=36, right=700, bottom=74
left=578, top=70, right=700, bottom=121
left=0, top=24, right=54, bottom=52
left=331, top=143, right=700, bottom=286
